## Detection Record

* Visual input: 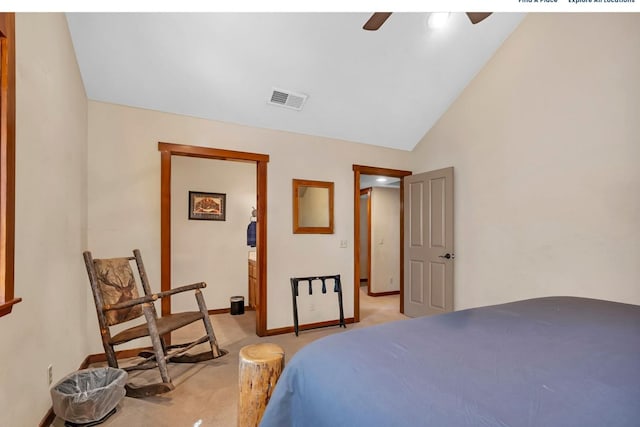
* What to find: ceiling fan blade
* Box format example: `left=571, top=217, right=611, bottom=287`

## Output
left=363, top=12, right=392, bottom=31
left=466, top=12, right=493, bottom=24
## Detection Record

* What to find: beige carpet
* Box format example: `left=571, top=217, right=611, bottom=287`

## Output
left=53, top=288, right=405, bottom=427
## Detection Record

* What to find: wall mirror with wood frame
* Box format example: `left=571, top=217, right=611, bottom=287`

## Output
left=292, top=179, right=334, bottom=234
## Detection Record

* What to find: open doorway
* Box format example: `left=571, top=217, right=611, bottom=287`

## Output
left=159, top=143, right=270, bottom=337
left=353, top=165, right=411, bottom=322
left=359, top=176, right=402, bottom=297
left=170, top=157, right=256, bottom=327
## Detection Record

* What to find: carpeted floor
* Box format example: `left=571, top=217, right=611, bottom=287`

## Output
left=53, top=288, right=405, bottom=427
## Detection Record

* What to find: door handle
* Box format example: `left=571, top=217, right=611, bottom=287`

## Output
left=438, top=253, right=455, bottom=260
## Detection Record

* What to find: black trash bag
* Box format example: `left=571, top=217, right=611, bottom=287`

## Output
left=50, top=367, right=127, bottom=424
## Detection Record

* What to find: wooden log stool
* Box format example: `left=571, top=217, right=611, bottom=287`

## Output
left=238, top=343, right=285, bottom=427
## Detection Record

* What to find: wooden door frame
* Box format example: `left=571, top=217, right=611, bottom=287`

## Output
left=159, top=142, right=270, bottom=336
left=352, top=165, right=412, bottom=322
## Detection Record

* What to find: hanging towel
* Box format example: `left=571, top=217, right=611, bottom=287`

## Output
left=247, top=221, right=256, bottom=247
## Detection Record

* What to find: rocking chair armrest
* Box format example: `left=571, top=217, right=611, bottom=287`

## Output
left=103, top=283, right=205, bottom=312
left=154, top=282, right=207, bottom=300
left=104, top=294, right=158, bottom=311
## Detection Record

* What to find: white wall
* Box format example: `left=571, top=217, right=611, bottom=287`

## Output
left=370, top=187, right=400, bottom=294
left=87, top=101, right=411, bottom=332
left=412, top=13, right=640, bottom=309
left=171, top=156, right=255, bottom=312
left=0, top=13, right=88, bottom=426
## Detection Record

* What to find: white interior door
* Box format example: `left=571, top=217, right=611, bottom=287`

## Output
left=404, top=167, right=454, bottom=317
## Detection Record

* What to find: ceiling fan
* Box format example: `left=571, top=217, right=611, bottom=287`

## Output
left=363, top=12, right=492, bottom=31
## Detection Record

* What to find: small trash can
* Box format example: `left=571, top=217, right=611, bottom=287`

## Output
left=50, top=367, right=127, bottom=425
left=230, top=296, right=245, bottom=315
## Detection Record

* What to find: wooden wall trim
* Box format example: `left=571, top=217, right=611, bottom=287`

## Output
left=352, top=165, right=412, bottom=321
left=0, top=12, right=18, bottom=317
left=352, top=165, right=411, bottom=177
left=368, top=290, right=400, bottom=297
left=158, top=142, right=269, bottom=163
left=264, top=317, right=355, bottom=336
left=160, top=151, right=171, bottom=321
left=208, top=306, right=255, bottom=316
left=399, top=174, right=406, bottom=314
left=256, top=160, right=268, bottom=336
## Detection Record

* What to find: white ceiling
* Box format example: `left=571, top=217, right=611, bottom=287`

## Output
left=360, top=175, right=401, bottom=189
left=66, top=12, right=525, bottom=151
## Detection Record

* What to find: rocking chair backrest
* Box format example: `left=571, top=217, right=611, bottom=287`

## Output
left=91, top=257, right=143, bottom=326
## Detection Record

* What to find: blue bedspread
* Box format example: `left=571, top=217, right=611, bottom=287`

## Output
left=260, top=297, right=640, bottom=427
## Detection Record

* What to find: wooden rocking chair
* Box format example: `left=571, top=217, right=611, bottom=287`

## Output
left=83, top=249, right=227, bottom=398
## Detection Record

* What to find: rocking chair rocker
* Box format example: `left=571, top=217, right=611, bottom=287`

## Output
left=83, top=249, right=227, bottom=398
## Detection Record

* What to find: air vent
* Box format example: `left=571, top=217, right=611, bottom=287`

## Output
left=268, top=88, right=308, bottom=111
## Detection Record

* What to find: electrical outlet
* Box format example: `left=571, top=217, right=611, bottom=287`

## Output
left=309, top=302, right=316, bottom=312
left=47, top=365, right=53, bottom=385
left=389, top=277, right=393, bottom=285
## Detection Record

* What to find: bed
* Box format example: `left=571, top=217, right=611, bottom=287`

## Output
left=260, top=296, right=640, bottom=427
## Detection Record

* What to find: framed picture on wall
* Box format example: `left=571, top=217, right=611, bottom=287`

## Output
left=189, top=191, right=226, bottom=221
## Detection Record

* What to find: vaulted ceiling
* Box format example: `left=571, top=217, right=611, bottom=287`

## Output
left=66, top=12, right=525, bottom=151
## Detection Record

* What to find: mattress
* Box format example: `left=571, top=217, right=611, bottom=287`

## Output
left=260, top=297, right=640, bottom=427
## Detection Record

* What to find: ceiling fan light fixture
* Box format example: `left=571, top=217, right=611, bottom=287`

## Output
left=427, top=12, right=451, bottom=30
